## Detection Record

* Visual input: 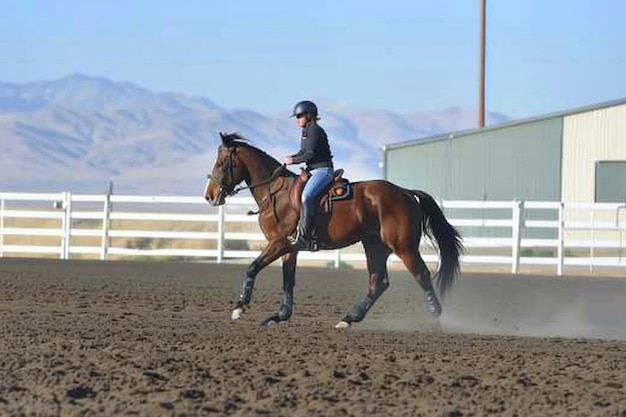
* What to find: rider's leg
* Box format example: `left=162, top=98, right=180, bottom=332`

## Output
left=291, top=167, right=333, bottom=250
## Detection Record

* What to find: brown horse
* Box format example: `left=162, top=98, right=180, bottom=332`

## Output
left=204, top=132, right=463, bottom=328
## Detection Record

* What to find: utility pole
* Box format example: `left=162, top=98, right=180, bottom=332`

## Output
left=479, top=0, right=486, bottom=128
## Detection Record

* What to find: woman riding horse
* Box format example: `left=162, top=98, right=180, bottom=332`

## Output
left=283, top=100, right=334, bottom=252
left=205, top=131, right=463, bottom=328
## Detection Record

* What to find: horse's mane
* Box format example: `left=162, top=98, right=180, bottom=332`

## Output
left=221, top=132, right=252, bottom=148
left=221, top=132, right=292, bottom=175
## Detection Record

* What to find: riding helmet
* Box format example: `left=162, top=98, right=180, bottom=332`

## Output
left=291, top=100, right=318, bottom=117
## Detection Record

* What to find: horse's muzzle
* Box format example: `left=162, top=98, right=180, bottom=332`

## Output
left=205, top=187, right=226, bottom=206
left=208, top=192, right=226, bottom=206
left=204, top=177, right=226, bottom=206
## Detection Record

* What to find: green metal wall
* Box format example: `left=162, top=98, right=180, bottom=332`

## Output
left=384, top=117, right=563, bottom=201
left=595, top=160, right=626, bottom=203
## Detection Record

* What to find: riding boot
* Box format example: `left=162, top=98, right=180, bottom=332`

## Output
left=289, top=202, right=317, bottom=251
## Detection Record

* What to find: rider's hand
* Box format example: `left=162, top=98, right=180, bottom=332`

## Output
left=284, top=157, right=293, bottom=165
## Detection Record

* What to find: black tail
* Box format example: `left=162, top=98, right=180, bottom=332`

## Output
left=412, top=190, right=463, bottom=297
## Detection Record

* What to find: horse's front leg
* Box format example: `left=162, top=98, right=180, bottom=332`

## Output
left=231, top=239, right=291, bottom=321
left=260, top=252, right=297, bottom=326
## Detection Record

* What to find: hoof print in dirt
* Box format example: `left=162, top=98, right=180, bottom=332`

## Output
left=160, top=402, right=174, bottom=410
left=143, top=370, right=167, bottom=381
left=264, top=375, right=282, bottom=385
left=180, top=389, right=205, bottom=400
left=66, top=386, right=96, bottom=400
left=333, top=370, right=347, bottom=379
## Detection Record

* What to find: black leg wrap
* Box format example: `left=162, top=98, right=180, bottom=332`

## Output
left=277, top=266, right=295, bottom=321
left=278, top=292, right=293, bottom=321
left=239, top=276, right=255, bottom=305
left=424, top=289, right=442, bottom=317
left=260, top=294, right=292, bottom=326
left=346, top=295, right=375, bottom=323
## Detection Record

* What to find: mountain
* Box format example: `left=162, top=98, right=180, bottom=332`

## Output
left=0, top=74, right=510, bottom=195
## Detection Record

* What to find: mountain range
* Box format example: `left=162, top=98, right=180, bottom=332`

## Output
left=0, top=74, right=510, bottom=195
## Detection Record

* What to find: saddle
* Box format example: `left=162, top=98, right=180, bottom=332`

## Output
left=289, top=168, right=353, bottom=215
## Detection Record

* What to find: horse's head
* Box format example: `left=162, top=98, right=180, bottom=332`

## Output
left=204, top=132, right=249, bottom=206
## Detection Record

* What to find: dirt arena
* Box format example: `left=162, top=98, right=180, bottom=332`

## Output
left=1, top=258, right=625, bottom=417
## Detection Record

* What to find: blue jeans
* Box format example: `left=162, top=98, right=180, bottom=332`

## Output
left=292, top=166, right=334, bottom=248
left=301, top=167, right=334, bottom=212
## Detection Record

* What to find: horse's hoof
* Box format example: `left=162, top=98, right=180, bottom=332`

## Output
left=426, top=310, right=441, bottom=320
left=260, top=314, right=280, bottom=327
left=335, top=321, right=351, bottom=329
left=231, top=307, right=244, bottom=320
left=428, top=305, right=442, bottom=317
left=426, top=307, right=442, bottom=318
left=433, top=320, right=443, bottom=333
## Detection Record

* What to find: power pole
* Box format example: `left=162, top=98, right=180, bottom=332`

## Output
left=479, top=0, right=486, bottom=128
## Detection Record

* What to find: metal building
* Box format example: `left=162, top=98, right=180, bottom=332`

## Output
left=383, top=98, right=626, bottom=204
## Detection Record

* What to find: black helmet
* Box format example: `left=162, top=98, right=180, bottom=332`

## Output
left=291, top=100, right=318, bottom=117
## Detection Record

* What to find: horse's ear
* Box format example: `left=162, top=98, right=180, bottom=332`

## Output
left=218, top=131, right=229, bottom=147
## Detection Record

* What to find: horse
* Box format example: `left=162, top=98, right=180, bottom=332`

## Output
left=204, top=132, right=463, bottom=328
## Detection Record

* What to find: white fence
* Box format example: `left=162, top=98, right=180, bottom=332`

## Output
left=1, top=191, right=625, bottom=275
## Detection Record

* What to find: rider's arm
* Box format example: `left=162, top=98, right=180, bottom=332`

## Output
left=290, top=125, right=320, bottom=164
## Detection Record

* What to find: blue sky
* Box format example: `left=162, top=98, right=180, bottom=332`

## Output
left=1, top=0, right=624, bottom=121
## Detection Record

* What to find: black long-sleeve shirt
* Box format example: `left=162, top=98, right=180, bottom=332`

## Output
left=289, top=122, right=333, bottom=170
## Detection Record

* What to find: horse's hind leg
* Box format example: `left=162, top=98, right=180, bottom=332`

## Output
left=395, top=249, right=442, bottom=317
left=336, top=237, right=391, bottom=329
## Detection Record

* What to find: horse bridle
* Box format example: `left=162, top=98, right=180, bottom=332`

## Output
left=207, top=145, right=287, bottom=200
left=207, top=146, right=238, bottom=201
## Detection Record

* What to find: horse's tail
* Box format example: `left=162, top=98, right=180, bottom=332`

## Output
left=411, top=189, right=464, bottom=297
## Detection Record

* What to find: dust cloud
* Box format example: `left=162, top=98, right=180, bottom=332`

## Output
left=364, top=271, right=626, bottom=341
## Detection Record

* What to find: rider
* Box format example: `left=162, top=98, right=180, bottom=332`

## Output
left=283, top=100, right=334, bottom=251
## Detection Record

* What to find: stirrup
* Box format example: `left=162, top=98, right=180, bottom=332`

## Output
left=289, top=233, right=318, bottom=252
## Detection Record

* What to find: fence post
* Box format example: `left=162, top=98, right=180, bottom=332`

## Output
left=617, top=205, right=626, bottom=266
left=217, top=205, right=225, bottom=263
left=557, top=201, right=565, bottom=276
left=589, top=208, right=594, bottom=274
left=511, top=200, right=523, bottom=274
left=61, top=192, right=72, bottom=260
left=0, top=198, right=4, bottom=257
left=101, top=191, right=112, bottom=260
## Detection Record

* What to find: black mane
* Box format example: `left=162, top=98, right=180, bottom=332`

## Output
left=220, top=132, right=291, bottom=175
left=220, top=132, right=250, bottom=148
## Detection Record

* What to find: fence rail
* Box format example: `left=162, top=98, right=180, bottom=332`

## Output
left=1, top=191, right=625, bottom=275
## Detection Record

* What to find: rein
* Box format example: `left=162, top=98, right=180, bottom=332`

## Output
left=207, top=164, right=287, bottom=197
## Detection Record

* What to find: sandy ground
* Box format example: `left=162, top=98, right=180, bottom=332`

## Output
left=1, top=258, right=625, bottom=417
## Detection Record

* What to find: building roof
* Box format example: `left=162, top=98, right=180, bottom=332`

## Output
left=384, top=97, right=626, bottom=151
